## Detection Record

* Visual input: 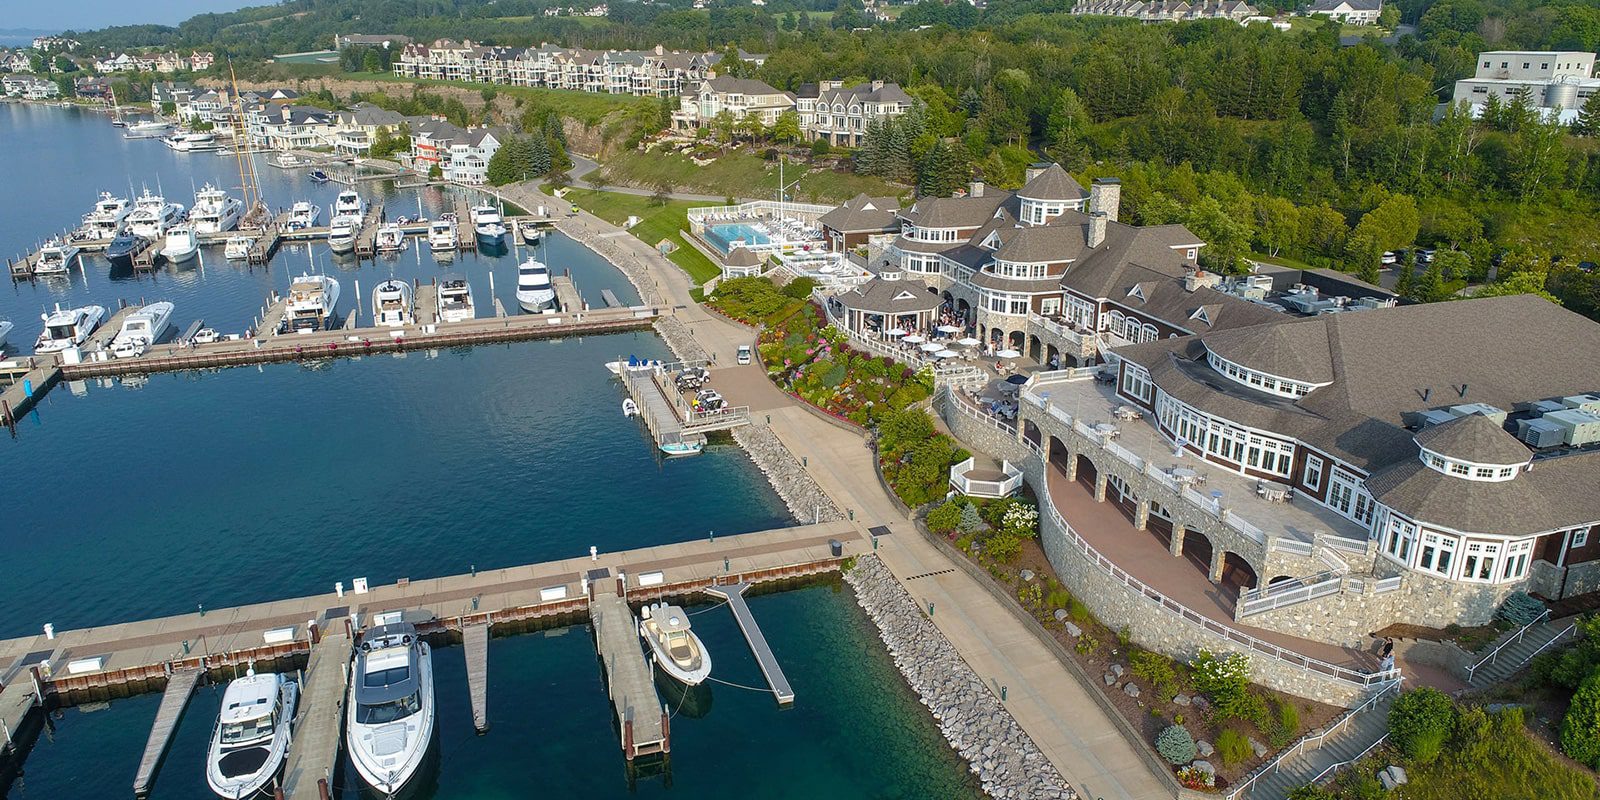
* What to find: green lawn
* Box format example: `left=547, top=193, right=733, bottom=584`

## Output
left=598, top=149, right=906, bottom=205
left=341, top=72, right=649, bottom=125
left=551, top=186, right=722, bottom=286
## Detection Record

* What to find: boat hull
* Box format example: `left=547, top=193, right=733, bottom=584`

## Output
left=347, top=644, right=435, bottom=798
left=205, top=678, right=299, bottom=800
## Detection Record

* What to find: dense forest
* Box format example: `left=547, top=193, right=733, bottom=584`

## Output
left=64, top=0, right=1600, bottom=314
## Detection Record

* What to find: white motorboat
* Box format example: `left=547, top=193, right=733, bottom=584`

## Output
left=285, top=201, right=321, bottom=231
left=205, top=671, right=299, bottom=800
left=0, top=320, right=14, bottom=357
left=604, top=357, right=658, bottom=376
left=34, top=237, right=80, bottom=275
left=471, top=204, right=506, bottom=242
left=79, top=191, right=130, bottom=241
left=224, top=235, right=254, bottom=260
left=372, top=279, right=414, bottom=327
left=515, top=258, right=556, bottom=312
left=519, top=223, right=543, bottom=245
left=659, top=434, right=705, bottom=456
left=639, top=602, right=712, bottom=685
left=427, top=216, right=457, bottom=252
left=35, top=304, right=107, bottom=354
left=123, top=119, right=172, bottom=139
left=327, top=214, right=360, bottom=254
left=191, top=183, right=243, bottom=233
left=165, top=131, right=219, bottom=152
left=436, top=278, right=474, bottom=323
left=284, top=274, right=341, bottom=333
left=375, top=223, right=406, bottom=253
left=161, top=224, right=200, bottom=263
left=125, top=188, right=186, bottom=239
left=333, top=189, right=365, bottom=218
left=622, top=398, right=639, bottom=417
left=347, top=620, right=435, bottom=798
left=194, top=327, right=221, bottom=344
left=109, top=301, right=174, bottom=359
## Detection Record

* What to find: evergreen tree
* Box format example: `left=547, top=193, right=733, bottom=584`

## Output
left=1394, top=251, right=1416, bottom=299
left=917, top=139, right=968, bottom=198
left=1409, top=257, right=1447, bottom=303
left=1578, top=94, right=1600, bottom=137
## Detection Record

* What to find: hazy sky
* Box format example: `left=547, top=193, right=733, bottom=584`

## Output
left=16, top=0, right=253, bottom=32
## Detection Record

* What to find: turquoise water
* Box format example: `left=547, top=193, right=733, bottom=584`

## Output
left=703, top=223, right=769, bottom=255
left=0, top=103, right=979, bottom=800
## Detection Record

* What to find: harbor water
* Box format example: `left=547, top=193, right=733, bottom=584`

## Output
left=0, top=103, right=981, bottom=798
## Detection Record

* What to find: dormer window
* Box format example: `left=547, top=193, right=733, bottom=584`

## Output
left=1190, top=307, right=1211, bottom=325
left=1416, top=445, right=1524, bottom=483
left=1127, top=285, right=1146, bottom=301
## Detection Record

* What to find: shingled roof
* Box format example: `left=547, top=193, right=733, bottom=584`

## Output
left=1017, top=164, right=1087, bottom=202
left=818, top=194, right=901, bottom=234
left=1364, top=449, right=1600, bottom=536
left=1413, top=413, right=1532, bottom=465
left=842, top=279, right=943, bottom=313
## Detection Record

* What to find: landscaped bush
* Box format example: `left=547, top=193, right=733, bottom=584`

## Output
left=958, top=503, right=986, bottom=534
left=1266, top=697, right=1302, bottom=748
left=1498, top=591, right=1546, bottom=626
left=926, top=501, right=962, bottom=535
left=876, top=408, right=966, bottom=507
left=706, top=276, right=795, bottom=323
left=1192, top=650, right=1259, bottom=722
left=780, top=276, right=817, bottom=299
left=1215, top=727, right=1251, bottom=767
left=984, top=531, right=1022, bottom=563
left=1532, top=614, right=1600, bottom=690
left=1561, top=666, right=1600, bottom=767
left=759, top=304, right=934, bottom=426
left=1155, top=724, right=1197, bottom=765
left=1387, top=686, right=1455, bottom=764
left=1130, top=649, right=1182, bottom=701
left=1002, top=503, right=1039, bottom=539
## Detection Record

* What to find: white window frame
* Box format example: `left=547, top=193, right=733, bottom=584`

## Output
left=1303, top=455, right=1324, bottom=492
left=1575, top=528, right=1591, bottom=549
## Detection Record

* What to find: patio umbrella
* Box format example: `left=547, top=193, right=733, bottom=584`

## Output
left=956, top=337, right=980, bottom=347
left=884, top=328, right=907, bottom=337
left=919, top=342, right=943, bottom=352
left=934, top=349, right=959, bottom=358
left=1005, top=374, right=1029, bottom=385
left=937, top=324, right=961, bottom=333
left=902, top=334, right=926, bottom=343
left=996, top=348, right=1021, bottom=358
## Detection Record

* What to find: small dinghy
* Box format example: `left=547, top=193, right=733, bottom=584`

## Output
left=639, top=602, right=712, bottom=685
left=622, top=398, right=639, bottom=417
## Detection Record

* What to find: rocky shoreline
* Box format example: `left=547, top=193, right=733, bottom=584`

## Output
left=845, top=555, right=1077, bottom=800
left=731, top=425, right=844, bottom=523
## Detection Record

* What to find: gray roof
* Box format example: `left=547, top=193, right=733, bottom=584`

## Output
left=818, top=194, right=901, bottom=234
left=815, top=81, right=913, bottom=107
left=842, top=279, right=943, bottom=313
left=703, top=75, right=786, bottom=96
left=1017, top=164, right=1087, bottom=202
left=1310, top=0, right=1382, bottom=10
left=1201, top=318, right=1336, bottom=384
left=1413, top=413, right=1532, bottom=465
left=899, top=192, right=1010, bottom=230
left=725, top=246, right=762, bottom=267
left=1365, top=450, right=1600, bottom=536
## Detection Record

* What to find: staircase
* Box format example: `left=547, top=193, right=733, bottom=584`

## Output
left=1234, top=685, right=1398, bottom=799
left=1465, top=619, right=1576, bottom=687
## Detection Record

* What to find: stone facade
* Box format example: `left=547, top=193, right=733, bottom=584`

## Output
left=844, top=555, right=1077, bottom=800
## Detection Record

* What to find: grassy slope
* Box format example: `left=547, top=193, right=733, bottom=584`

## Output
left=341, top=71, right=648, bottom=125
left=553, top=186, right=722, bottom=286
left=598, top=149, right=907, bottom=204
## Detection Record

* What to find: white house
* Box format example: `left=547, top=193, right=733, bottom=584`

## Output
left=673, top=75, right=796, bottom=132
left=1306, top=0, right=1383, bottom=25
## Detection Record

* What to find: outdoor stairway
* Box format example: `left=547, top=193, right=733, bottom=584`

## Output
left=1466, top=619, right=1576, bottom=688
left=1239, top=688, right=1397, bottom=799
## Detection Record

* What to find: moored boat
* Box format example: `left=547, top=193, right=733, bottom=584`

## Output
left=224, top=235, right=254, bottom=260
left=327, top=214, right=360, bottom=254
left=427, top=216, right=457, bottom=252
left=35, top=304, right=107, bottom=354
left=515, top=258, right=555, bottom=312
left=105, top=232, right=151, bottom=269
left=659, top=435, right=705, bottom=457
left=622, top=398, right=639, bottom=417
left=639, top=602, right=712, bottom=685
left=109, top=300, right=174, bottom=359
left=125, top=188, right=185, bottom=239
left=346, top=620, right=435, bottom=798
left=191, top=184, right=243, bottom=233
left=205, top=671, right=298, bottom=800
left=0, top=320, right=14, bottom=357
left=333, top=189, right=364, bottom=218
left=284, top=274, right=341, bottom=333
left=123, top=119, right=173, bottom=139
left=79, top=191, right=131, bottom=241
left=34, top=237, right=80, bottom=275
left=471, top=204, right=506, bottom=243
left=436, top=278, right=474, bottom=323
left=284, top=201, right=321, bottom=231
left=372, top=279, right=414, bottom=327
left=160, top=224, right=200, bottom=263
left=375, top=223, right=406, bottom=253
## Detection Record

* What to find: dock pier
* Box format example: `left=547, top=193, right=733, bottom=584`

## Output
left=553, top=274, right=583, bottom=313
left=463, top=622, right=490, bottom=733
left=619, top=360, right=752, bottom=451
left=703, top=582, right=795, bottom=705
left=279, top=630, right=352, bottom=800
left=590, top=581, right=667, bottom=760
left=131, top=667, right=201, bottom=797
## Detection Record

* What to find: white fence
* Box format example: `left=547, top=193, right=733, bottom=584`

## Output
left=1238, top=571, right=1344, bottom=617
left=949, top=456, right=1025, bottom=498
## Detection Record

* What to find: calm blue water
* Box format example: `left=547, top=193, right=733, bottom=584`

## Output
left=0, top=103, right=977, bottom=800
left=703, top=223, right=769, bottom=255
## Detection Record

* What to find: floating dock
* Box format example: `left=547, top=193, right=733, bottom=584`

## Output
left=463, top=623, right=490, bottom=733
left=280, top=630, right=352, bottom=800
left=131, top=667, right=201, bottom=797
left=619, top=360, right=752, bottom=450
left=590, top=583, right=667, bottom=760
left=703, top=582, right=794, bottom=705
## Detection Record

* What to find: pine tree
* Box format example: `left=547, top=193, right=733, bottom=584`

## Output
left=1579, top=94, right=1600, bottom=137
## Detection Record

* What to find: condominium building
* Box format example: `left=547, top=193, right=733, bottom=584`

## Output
left=1071, top=0, right=1259, bottom=22
left=392, top=40, right=720, bottom=98
left=1305, top=0, right=1383, bottom=24
left=794, top=80, right=913, bottom=147
left=673, top=75, right=797, bottom=130
left=1452, top=50, right=1599, bottom=123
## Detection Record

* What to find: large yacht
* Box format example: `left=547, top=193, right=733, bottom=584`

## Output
left=204, top=671, right=299, bottom=800
left=515, top=258, right=555, bottom=312
left=284, top=201, right=321, bottom=231
left=123, top=119, right=172, bottom=139
left=375, top=223, right=406, bottom=253
left=471, top=204, right=506, bottom=243
left=125, top=188, right=185, bottom=239
left=79, top=191, right=131, bottom=241
left=105, top=231, right=150, bottom=269
left=110, top=301, right=174, bottom=359
left=191, top=184, right=243, bottom=233
left=436, top=278, right=475, bottom=323
left=165, top=131, right=219, bottom=152
left=327, top=215, right=360, bottom=254
left=372, top=279, right=414, bottom=327
left=160, top=224, right=200, bottom=263
left=34, top=237, right=80, bottom=276
left=284, top=274, right=341, bottom=333
left=639, top=603, right=712, bottom=685
left=333, top=189, right=365, bottom=218
left=346, top=621, right=435, bottom=798
left=35, top=304, right=107, bottom=354
left=427, top=216, right=457, bottom=252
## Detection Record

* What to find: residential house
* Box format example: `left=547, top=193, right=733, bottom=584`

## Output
left=177, top=89, right=230, bottom=123
left=394, top=41, right=719, bottom=98
left=794, top=80, right=913, bottom=147
left=31, top=36, right=79, bottom=52
left=673, top=75, right=796, bottom=132
left=3, top=51, right=33, bottom=73
left=443, top=127, right=508, bottom=185
left=153, top=53, right=186, bottom=74
left=189, top=51, right=215, bottom=71
left=254, top=105, right=337, bottom=150
left=3, top=74, right=59, bottom=98
left=74, top=75, right=113, bottom=99
left=1451, top=50, right=1599, bottom=124
left=1071, top=0, right=1259, bottom=21
left=333, top=102, right=408, bottom=156
left=1305, top=0, right=1383, bottom=25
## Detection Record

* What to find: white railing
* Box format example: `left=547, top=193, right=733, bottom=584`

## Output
left=1230, top=680, right=1401, bottom=798
left=1272, top=537, right=1316, bottom=556
left=1316, top=547, right=1350, bottom=574
left=933, top=363, right=986, bottom=388
left=1238, top=571, right=1343, bottom=617
left=1026, top=366, right=1099, bottom=387
left=1306, top=733, right=1390, bottom=787
left=1323, top=536, right=1369, bottom=554
left=1466, top=608, right=1553, bottom=682
left=1225, top=512, right=1269, bottom=545
left=1026, top=312, right=1098, bottom=354
left=1041, top=482, right=1401, bottom=689
left=949, top=456, right=1024, bottom=498
left=1373, top=576, right=1403, bottom=593
left=944, top=386, right=1017, bottom=433
left=687, top=199, right=834, bottom=227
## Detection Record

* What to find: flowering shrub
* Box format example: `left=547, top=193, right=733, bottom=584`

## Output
left=1176, top=765, right=1215, bottom=790
left=1002, top=504, right=1040, bottom=539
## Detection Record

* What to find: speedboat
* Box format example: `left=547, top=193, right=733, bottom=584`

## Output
left=639, top=603, right=712, bottom=685
left=346, top=620, right=435, bottom=798
left=161, top=224, right=200, bottom=263
left=436, top=278, right=474, bottom=323
left=285, top=201, right=321, bottom=231
left=35, top=304, right=107, bottom=354
left=622, top=398, right=639, bottom=417
left=659, top=435, right=705, bottom=457
left=519, top=223, right=542, bottom=245
left=106, top=232, right=151, bottom=269
left=327, top=215, right=360, bottom=254
left=372, top=279, right=414, bottom=327
left=604, top=356, right=659, bottom=376
left=308, top=169, right=330, bottom=183
left=109, top=301, right=174, bottom=359
left=333, top=189, right=364, bottom=218
left=224, top=235, right=254, bottom=260
left=125, top=188, right=185, bottom=239
left=79, top=191, right=130, bottom=241
left=284, top=274, right=341, bottom=333
left=123, top=119, right=172, bottom=139
left=191, top=184, right=243, bottom=233
left=34, top=237, right=80, bottom=275
left=515, top=258, right=555, bottom=312
left=427, top=216, right=457, bottom=252
left=165, top=131, right=218, bottom=152
left=471, top=204, right=506, bottom=243
left=375, top=223, right=406, bottom=253
left=205, top=671, right=298, bottom=800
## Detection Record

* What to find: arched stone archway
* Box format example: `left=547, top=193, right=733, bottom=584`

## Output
left=1049, top=436, right=1070, bottom=474
left=1028, top=334, right=1042, bottom=362
left=1107, top=474, right=1138, bottom=523
left=1074, top=453, right=1098, bottom=492
left=1023, top=419, right=1042, bottom=449
left=1008, top=330, right=1026, bottom=352
left=1045, top=343, right=1060, bottom=370
left=1220, top=553, right=1259, bottom=598
left=1181, top=529, right=1214, bottom=579
left=1146, top=513, right=1174, bottom=550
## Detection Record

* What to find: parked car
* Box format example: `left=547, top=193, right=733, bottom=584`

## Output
left=1381, top=251, right=1399, bottom=265
left=736, top=344, right=752, bottom=365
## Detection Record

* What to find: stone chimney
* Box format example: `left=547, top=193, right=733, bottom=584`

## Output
left=1088, top=211, right=1107, bottom=248
left=1090, top=177, right=1121, bottom=223
left=871, top=80, right=884, bottom=91
left=1024, top=163, right=1049, bottom=183
left=968, top=181, right=985, bottom=198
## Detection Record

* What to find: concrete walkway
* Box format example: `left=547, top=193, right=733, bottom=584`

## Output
left=507, top=181, right=1173, bottom=800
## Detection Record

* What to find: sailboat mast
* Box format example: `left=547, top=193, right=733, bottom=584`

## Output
left=227, top=61, right=266, bottom=225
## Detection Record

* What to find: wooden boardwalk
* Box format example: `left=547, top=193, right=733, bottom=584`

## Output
left=131, top=667, right=201, bottom=796
left=281, top=631, right=351, bottom=800
left=463, top=623, right=490, bottom=733
left=590, top=588, right=666, bottom=760
left=553, top=275, right=583, bottom=313
left=703, top=582, right=794, bottom=705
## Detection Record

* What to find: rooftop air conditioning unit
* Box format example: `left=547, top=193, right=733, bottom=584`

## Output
left=1518, top=418, right=1566, bottom=448
left=1413, top=409, right=1458, bottom=428
left=1561, top=394, right=1600, bottom=414
left=1448, top=403, right=1508, bottom=426
left=1527, top=399, right=1567, bottom=416
left=1543, top=409, right=1600, bottom=446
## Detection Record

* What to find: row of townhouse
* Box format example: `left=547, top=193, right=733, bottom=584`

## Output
left=391, top=40, right=731, bottom=97
left=673, top=76, right=914, bottom=147
left=1070, top=0, right=1259, bottom=22
left=2, top=74, right=61, bottom=99
left=93, top=51, right=213, bottom=73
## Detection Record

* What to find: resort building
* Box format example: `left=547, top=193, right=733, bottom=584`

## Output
left=1451, top=50, right=1599, bottom=124
left=794, top=81, right=914, bottom=147
left=1305, top=0, right=1384, bottom=24
left=392, top=41, right=720, bottom=98
left=818, top=194, right=902, bottom=253
left=1070, top=0, right=1259, bottom=22
left=673, top=75, right=797, bottom=131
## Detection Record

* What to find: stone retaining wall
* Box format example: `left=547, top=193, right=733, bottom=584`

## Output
left=844, top=554, right=1076, bottom=800
left=732, top=424, right=844, bottom=524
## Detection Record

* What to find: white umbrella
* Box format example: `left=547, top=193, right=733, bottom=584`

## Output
left=937, top=324, right=961, bottom=333
left=956, top=337, right=980, bottom=347
left=934, top=349, right=959, bottom=358
left=996, top=348, right=1022, bottom=358
left=885, top=328, right=907, bottom=337
left=902, top=334, right=926, bottom=343
left=920, top=342, right=943, bottom=352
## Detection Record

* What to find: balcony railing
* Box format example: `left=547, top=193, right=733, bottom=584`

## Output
left=949, top=456, right=1024, bottom=498
left=1238, top=570, right=1343, bottom=617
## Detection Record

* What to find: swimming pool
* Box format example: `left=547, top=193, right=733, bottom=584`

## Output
left=705, top=222, right=771, bottom=254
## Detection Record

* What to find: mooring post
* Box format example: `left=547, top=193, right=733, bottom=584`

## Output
left=317, top=777, right=330, bottom=800
left=660, top=702, right=671, bottom=752
left=623, top=718, right=634, bottom=760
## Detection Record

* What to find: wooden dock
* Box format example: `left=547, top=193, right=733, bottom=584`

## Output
left=553, top=274, right=583, bottom=313
left=354, top=206, right=383, bottom=260
left=600, top=289, right=623, bottom=308
left=0, top=677, right=42, bottom=794
left=619, top=361, right=752, bottom=450
left=247, top=225, right=281, bottom=265
left=0, top=363, right=62, bottom=428
left=131, top=667, right=201, bottom=796
left=454, top=197, right=476, bottom=252
left=463, top=623, right=490, bottom=733
left=703, top=582, right=794, bottom=705
left=590, top=586, right=666, bottom=760
left=280, top=631, right=351, bottom=800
